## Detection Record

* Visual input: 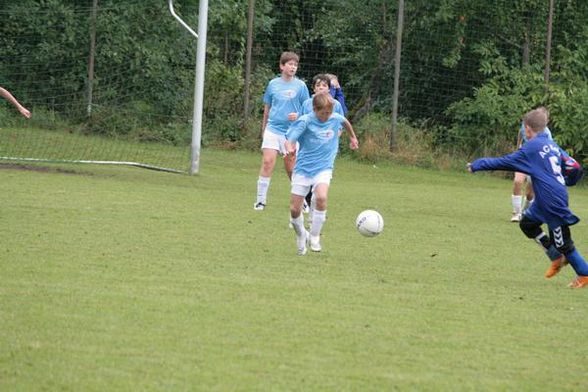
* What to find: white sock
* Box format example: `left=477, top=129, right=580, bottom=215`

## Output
left=310, top=210, right=326, bottom=238
left=309, top=193, right=316, bottom=221
left=511, top=195, right=522, bottom=214
left=290, top=214, right=305, bottom=237
left=256, top=176, right=270, bottom=204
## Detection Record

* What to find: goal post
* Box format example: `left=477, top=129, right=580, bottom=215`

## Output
left=168, top=0, right=209, bottom=175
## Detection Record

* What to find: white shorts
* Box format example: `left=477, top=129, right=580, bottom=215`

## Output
left=291, top=170, right=333, bottom=196
left=261, top=129, right=288, bottom=155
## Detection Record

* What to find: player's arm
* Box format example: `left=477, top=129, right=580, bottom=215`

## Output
left=560, top=149, right=584, bottom=186
left=0, top=87, right=31, bottom=118
left=260, top=104, right=270, bottom=138
left=285, top=117, right=306, bottom=155
left=469, top=149, right=530, bottom=174
left=341, top=118, right=359, bottom=150
left=288, top=85, right=310, bottom=122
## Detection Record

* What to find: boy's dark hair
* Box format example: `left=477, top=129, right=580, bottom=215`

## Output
left=313, top=92, right=334, bottom=110
left=280, top=51, right=299, bottom=65
left=312, top=74, right=331, bottom=88
left=524, top=108, right=548, bottom=133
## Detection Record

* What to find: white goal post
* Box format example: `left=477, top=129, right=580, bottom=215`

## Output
left=168, top=0, right=208, bottom=175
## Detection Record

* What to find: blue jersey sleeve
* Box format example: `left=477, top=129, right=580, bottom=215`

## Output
left=302, top=98, right=313, bottom=115
left=470, top=149, right=531, bottom=174
left=262, top=79, right=274, bottom=105
left=330, top=86, right=348, bottom=115
left=560, top=149, right=584, bottom=186
left=286, top=116, right=309, bottom=143
left=298, top=84, right=310, bottom=114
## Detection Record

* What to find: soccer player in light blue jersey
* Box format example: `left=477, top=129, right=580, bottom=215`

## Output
left=468, top=108, right=588, bottom=288
left=254, top=52, right=310, bottom=211
left=300, top=74, right=345, bottom=213
left=285, top=92, right=359, bottom=255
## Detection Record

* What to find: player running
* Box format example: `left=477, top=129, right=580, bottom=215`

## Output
left=254, top=51, right=310, bottom=211
left=468, top=108, right=587, bottom=288
left=285, top=92, right=358, bottom=255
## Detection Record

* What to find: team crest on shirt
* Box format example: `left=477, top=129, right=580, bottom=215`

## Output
left=281, top=89, right=296, bottom=98
left=319, top=129, right=334, bottom=140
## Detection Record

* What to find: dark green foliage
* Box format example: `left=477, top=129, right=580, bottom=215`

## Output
left=1, top=0, right=588, bottom=160
left=447, top=23, right=588, bottom=160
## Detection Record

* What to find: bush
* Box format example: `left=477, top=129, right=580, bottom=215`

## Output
left=445, top=67, right=545, bottom=156
left=350, top=112, right=462, bottom=169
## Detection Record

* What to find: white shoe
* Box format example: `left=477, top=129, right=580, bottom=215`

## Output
left=310, top=235, right=321, bottom=252
left=253, top=202, right=266, bottom=211
left=297, top=230, right=309, bottom=256
left=510, top=213, right=522, bottom=222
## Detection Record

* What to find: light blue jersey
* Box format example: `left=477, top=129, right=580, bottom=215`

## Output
left=519, top=122, right=552, bottom=143
left=263, top=77, right=310, bottom=136
left=301, top=95, right=344, bottom=116
left=286, top=112, right=346, bottom=177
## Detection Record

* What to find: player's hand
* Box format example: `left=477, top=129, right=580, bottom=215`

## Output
left=466, top=163, right=473, bottom=173
left=19, top=107, right=31, bottom=119
left=331, top=77, right=340, bottom=89
left=284, top=140, right=296, bottom=155
left=287, top=112, right=298, bottom=121
left=349, top=137, right=359, bottom=150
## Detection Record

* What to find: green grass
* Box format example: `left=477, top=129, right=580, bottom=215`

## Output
left=1, top=145, right=588, bottom=391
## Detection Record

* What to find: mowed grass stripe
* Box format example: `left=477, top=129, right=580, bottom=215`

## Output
left=1, top=148, right=588, bottom=390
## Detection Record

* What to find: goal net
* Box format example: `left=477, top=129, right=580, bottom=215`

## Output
left=0, top=1, right=193, bottom=173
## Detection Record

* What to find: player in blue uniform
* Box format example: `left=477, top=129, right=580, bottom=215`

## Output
left=510, top=107, right=553, bottom=222
left=300, top=74, right=345, bottom=214
left=285, top=92, right=359, bottom=255
left=301, top=74, right=344, bottom=116
left=325, top=74, right=348, bottom=115
left=254, top=52, right=310, bottom=211
left=468, top=108, right=588, bottom=288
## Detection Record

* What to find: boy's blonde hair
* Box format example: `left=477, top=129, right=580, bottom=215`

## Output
left=524, top=108, right=548, bottom=133
left=313, top=92, right=334, bottom=111
left=280, top=51, right=299, bottom=65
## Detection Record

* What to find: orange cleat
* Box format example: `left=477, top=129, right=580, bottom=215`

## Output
left=545, top=256, right=568, bottom=278
left=568, top=276, right=588, bottom=288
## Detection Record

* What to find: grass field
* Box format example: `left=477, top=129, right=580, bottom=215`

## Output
left=1, top=145, right=588, bottom=391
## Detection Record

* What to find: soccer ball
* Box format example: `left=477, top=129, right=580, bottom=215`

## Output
left=356, top=210, right=384, bottom=237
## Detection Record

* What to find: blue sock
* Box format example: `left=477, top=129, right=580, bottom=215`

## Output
left=564, top=249, right=588, bottom=276
left=546, top=245, right=561, bottom=261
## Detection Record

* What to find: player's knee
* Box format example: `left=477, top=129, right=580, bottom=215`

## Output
left=290, top=204, right=302, bottom=218
left=519, top=217, right=541, bottom=239
left=261, top=159, right=275, bottom=174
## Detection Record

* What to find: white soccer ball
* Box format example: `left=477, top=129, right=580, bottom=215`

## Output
left=356, top=210, right=384, bottom=237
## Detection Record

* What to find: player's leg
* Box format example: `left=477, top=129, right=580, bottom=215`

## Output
left=308, top=170, right=333, bottom=252
left=303, top=187, right=312, bottom=214
left=550, top=225, right=588, bottom=288
left=523, top=177, right=534, bottom=211
left=290, top=173, right=311, bottom=255
left=283, top=153, right=296, bottom=180
left=255, top=131, right=281, bottom=210
left=519, top=215, right=566, bottom=278
left=511, top=172, right=525, bottom=222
